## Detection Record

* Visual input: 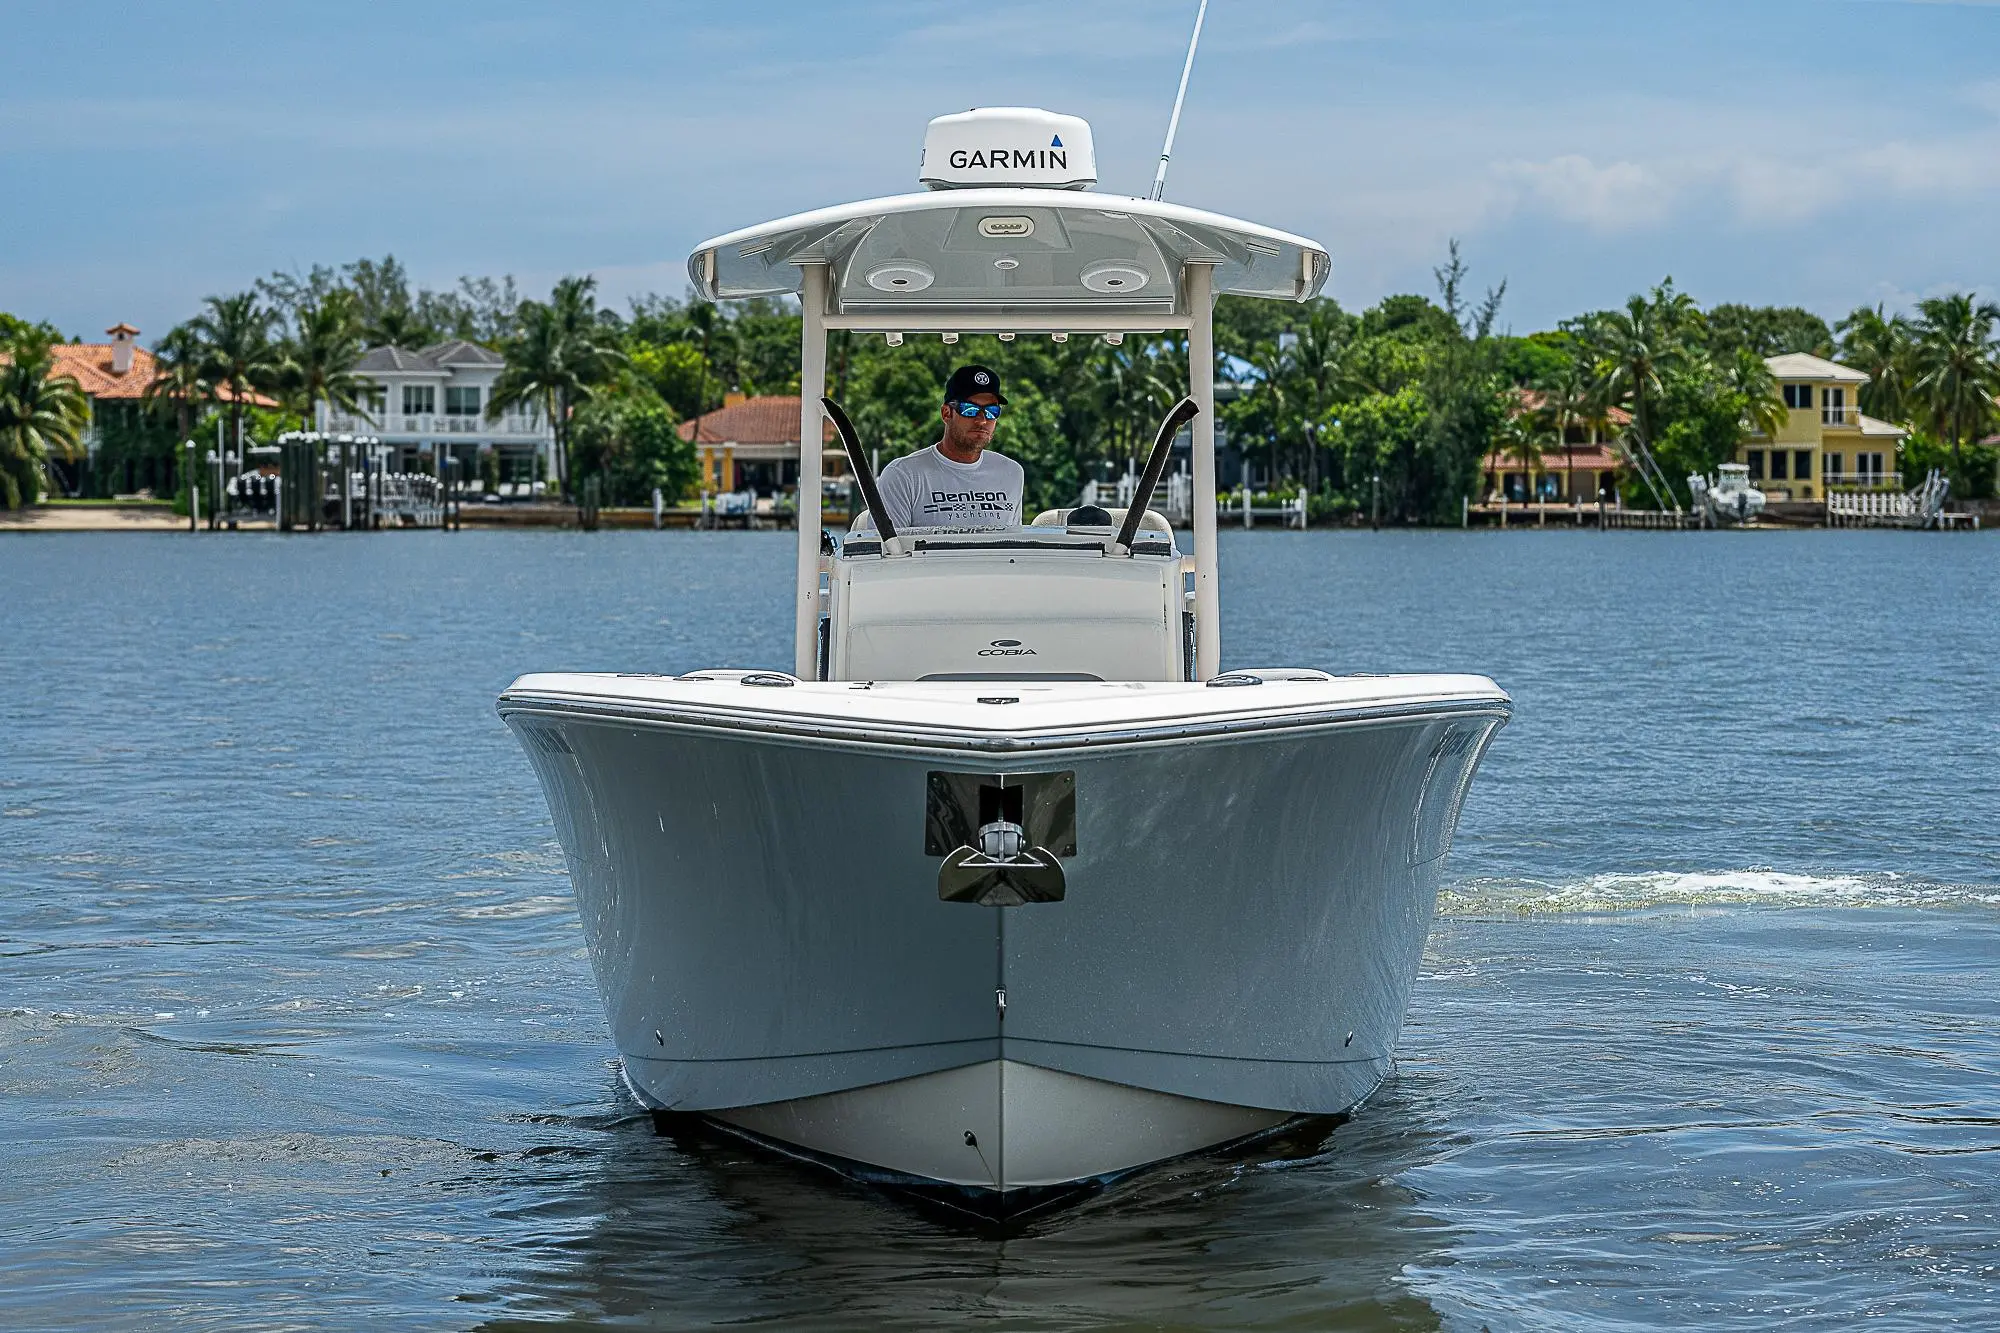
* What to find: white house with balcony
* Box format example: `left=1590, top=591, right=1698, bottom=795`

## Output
left=318, top=340, right=555, bottom=489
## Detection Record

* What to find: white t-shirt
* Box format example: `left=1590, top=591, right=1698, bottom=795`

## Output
left=860, top=444, right=1024, bottom=532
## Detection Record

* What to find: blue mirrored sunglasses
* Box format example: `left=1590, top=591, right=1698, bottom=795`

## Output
left=949, top=401, right=1004, bottom=420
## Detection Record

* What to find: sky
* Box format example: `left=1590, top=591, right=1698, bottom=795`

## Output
left=3, top=0, right=1998, bottom=343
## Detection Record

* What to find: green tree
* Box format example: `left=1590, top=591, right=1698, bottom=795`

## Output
left=143, top=324, right=212, bottom=444
left=568, top=391, right=698, bottom=505
left=1907, top=293, right=2000, bottom=473
left=278, top=289, right=369, bottom=430
left=1418, top=244, right=1509, bottom=523
left=1835, top=304, right=1913, bottom=425
left=1494, top=409, right=1548, bottom=503
left=1586, top=282, right=1698, bottom=457
left=626, top=339, right=711, bottom=420
left=1724, top=348, right=1787, bottom=442
left=0, top=331, right=89, bottom=508
left=487, top=276, right=626, bottom=498
left=189, top=293, right=282, bottom=460
left=1334, top=385, right=1429, bottom=520
left=1705, top=304, right=1832, bottom=359
left=1651, top=359, right=1754, bottom=502
left=1536, top=356, right=1598, bottom=496
left=1, top=313, right=65, bottom=345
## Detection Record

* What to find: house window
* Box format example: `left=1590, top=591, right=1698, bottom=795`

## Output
left=1822, top=386, right=1846, bottom=424
left=1770, top=451, right=1788, bottom=481
left=402, top=384, right=436, bottom=416
left=1823, top=452, right=1843, bottom=479
left=1782, top=384, right=1812, bottom=410
left=1747, top=450, right=1764, bottom=481
left=1858, top=452, right=1884, bottom=482
left=445, top=386, right=481, bottom=416
left=1795, top=451, right=1811, bottom=481
left=363, top=387, right=387, bottom=418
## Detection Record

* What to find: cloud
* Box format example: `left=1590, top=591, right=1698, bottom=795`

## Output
left=1493, top=155, right=1678, bottom=230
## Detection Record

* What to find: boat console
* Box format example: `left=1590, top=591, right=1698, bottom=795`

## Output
left=826, top=513, right=1187, bottom=682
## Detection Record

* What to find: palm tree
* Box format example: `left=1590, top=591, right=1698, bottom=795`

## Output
left=679, top=301, right=724, bottom=461
left=1496, top=406, right=1551, bottom=505
left=279, top=289, right=369, bottom=430
left=1588, top=285, right=1695, bottom=454
left=487, top=276, right=626, bottom=497
left=189, top=293, right=281, bottom=462
left=1585, top=284, right=1697, bottom=510
left=1907, top=293, right=2000, bottom=468
left=1538, top=359, right=1595, bottom=501
left=1279, top=303, right=1351, bottom=492
left=361, top=302, right=429, bottom=352
left=0, top=332, right=89, bottom=509
left=1835, top=304, right=1913, bottom=424
left=1725, top=348, right=1788, bottom=442
left=142, top=323, right=213, bottom=444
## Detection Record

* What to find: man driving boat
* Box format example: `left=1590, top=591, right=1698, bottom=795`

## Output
left=865, top=365, right=1024, bottom=531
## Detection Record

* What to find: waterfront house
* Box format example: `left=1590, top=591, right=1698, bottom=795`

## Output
left=677, top=393, right=840, bottom=496
left=24, top=323, right=273, bottom=497
left=1480, top=391, right=1631, bottom=504
left=318, top=341, right=554, bottom=488
left=1738, top=353, right=1905, bottom=499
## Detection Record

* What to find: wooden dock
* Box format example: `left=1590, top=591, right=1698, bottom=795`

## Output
left=1466, top=501, right=1694, bottom=529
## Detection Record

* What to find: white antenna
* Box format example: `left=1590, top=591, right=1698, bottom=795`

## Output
left=1149, top=0, right=1210, bottom=202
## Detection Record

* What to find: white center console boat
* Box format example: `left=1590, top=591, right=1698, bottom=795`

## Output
left=499, top=108, right=1510, bottom=1221
left=1691, top=462, right=1766, bottom=526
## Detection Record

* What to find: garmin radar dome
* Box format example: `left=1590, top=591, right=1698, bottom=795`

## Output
left=919, top=108, right=1097, bottom=190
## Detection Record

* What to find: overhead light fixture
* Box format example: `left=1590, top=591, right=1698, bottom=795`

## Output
left=1081, top=261, right=1149, bottom=294
left=1103, top=332, right=1125, bottom=346
left=865, top=261, right=935, bottom=292
left=997, top=332, right=1016, bottom=342
left=942, top=332, right=960, bottom=344
left=1051, top=332, right=1069, bottom=343
left=885, top=332, right=904, bottom=347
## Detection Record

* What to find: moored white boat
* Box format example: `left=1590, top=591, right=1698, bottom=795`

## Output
left=500, top=105, right=1510, bottom=1219
left=1692, top=462, right=1766, bottom=525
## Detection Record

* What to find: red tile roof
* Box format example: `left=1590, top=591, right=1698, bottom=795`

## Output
left=1481, top=443, right=1624, bottom=472
left=1512, top=388, right=1631, bottom=426
left=17, top=341, right=277, bottom=406
left=45, top=342, right=159, bottom=399
left=677, top=394, right=836, bottom=446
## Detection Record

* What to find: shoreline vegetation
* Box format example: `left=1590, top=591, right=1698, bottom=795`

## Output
left=5, top=247, right=1997, bottom=524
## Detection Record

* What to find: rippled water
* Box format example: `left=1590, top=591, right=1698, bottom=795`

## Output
left=3, top=529, right=1996, bottom=1330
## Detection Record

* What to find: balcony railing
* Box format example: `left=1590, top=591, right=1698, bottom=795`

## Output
left=324, top=412, right=550, bottom=439
left=1820, top=404, right=1859, bottom=426
left=1824, top=471, right=1901, bottom=489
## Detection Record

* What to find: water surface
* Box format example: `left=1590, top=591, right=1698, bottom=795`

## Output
left=3, top=529, right=1996, bottom=1329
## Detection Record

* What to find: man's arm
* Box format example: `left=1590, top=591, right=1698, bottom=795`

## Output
left=872, top=455, right=920, bottom=532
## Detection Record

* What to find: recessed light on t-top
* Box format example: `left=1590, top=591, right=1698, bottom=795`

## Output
left=1080, top=261, right=1149, bottom=294
left=865, top=261, right=936, bottom=293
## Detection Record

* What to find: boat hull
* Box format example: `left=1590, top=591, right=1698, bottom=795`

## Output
left=501, top=675, right=1505, bottom=1199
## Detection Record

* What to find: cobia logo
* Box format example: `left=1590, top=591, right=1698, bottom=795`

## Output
left=978, top=639, right=1037, bottom=657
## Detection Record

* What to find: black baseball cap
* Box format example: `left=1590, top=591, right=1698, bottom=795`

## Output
left=943, top=365, right=1007, bottom=404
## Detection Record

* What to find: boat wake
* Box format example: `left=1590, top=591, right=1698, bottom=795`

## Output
left=1439, top=868, right=2000, bottom=916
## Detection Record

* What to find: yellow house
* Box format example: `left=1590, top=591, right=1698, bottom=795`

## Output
left=1739, top=353, right=1906, bottom=499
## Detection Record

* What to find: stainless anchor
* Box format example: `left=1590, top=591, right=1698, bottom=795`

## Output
left=938, top=819, right=1067, bottom=906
